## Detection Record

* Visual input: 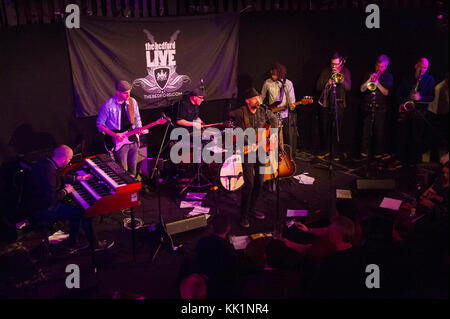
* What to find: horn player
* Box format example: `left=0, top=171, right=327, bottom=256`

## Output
left=359, top=54, right=393, bottom=159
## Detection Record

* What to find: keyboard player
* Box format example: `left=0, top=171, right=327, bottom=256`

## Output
left=27, top=145, right=114, bottom=253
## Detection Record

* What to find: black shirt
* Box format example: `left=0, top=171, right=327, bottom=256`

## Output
left=27, top=157, right=77, bottom=213
left=362, top=71, right=394, bottom=108
left=176, top=96, right=199, bottom=132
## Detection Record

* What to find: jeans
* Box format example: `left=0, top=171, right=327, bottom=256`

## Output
left=114, top=141, right=139, bottom=175
left=34, top=203, right=96, bottom=246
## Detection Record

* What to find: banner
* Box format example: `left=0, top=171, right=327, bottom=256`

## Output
left=66, top=14, right=239, bottom=118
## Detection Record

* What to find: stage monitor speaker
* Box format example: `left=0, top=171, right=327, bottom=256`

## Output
left=356, top=179, right=396, bottom=191
left=165, top=214, right=208, bottom=235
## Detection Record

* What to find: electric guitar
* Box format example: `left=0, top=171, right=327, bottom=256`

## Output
left=268, top=96, right=314, bottom=113
left=104, top=117, right=167, bottom=152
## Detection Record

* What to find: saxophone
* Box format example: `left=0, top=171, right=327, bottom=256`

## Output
left=399, top=75, right=421, bottom=113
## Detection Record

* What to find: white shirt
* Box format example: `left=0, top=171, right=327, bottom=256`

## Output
left=260, top=78, right=296, bottom=119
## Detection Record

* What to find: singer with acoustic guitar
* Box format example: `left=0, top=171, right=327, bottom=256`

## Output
left=97, top=80, right=166, bottom=177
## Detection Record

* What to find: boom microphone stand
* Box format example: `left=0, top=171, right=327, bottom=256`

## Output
left=150, top=116, right=181, bottom=262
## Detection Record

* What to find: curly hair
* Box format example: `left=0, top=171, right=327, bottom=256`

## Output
left=270, top=62, right=287, bottom=80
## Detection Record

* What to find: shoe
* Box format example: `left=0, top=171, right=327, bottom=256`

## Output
left=360, top=152, right=368, bottom=158
left=94, top=239, right=115, bottom=251
left=249, top=210, right=265, bottom=220
left=239, top=216, right=250, bottom=228
left=374, top=154, right=383, bottom=159
left=333, top=156, right=340, bottom=161
left=317, top=152, right=330, bottom=159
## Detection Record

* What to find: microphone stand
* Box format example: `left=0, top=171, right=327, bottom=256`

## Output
left=150, top=119, right=180, bottom=262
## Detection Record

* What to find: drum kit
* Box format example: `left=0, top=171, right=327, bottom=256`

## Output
left=157, top=120, right=244, bottom=193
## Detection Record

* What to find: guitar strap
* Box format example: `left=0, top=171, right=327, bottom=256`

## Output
left=127, top=97, right=135, bottom=126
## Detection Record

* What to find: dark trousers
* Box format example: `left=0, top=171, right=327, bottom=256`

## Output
left=397, top=110, right=426, bottom=164
left=361, top=106, right=388, bottom=155
left=240, top=162, right=264, bottom=217
left=320, top=106, right=345, bottom=155
left=34, top=203, right=96, bottom=246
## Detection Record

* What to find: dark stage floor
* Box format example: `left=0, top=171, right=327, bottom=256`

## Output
left=0, top=154, right=440, bottom=299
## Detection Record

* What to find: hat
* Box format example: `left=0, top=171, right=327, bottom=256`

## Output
left=244, top=88, right=259, bottom=100
left=188, top=87, right=205, bottom=97
left=115, top=80, right=132, bottom=92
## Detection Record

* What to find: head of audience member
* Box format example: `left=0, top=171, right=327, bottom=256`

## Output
left=270, top=62, right=287, bottom=82
left=188, top=87, right=205, bottom=106
left=330, top=52, right=344, bottom=74
left=211, top=214, right=231, bottom=239
left=392, top=212, right=415, bottom=243
left=244, top=88, right=261, bottom=112
left=336, top=199, right=360, bottom=222
left=375, top=54, right=389, bottom=75
left=179, top=273, right=207, bottom=299
left=328, top=216, right=355, bottom=251
left=52, top=145, right=73, bottom=169
left=115, top=80, right=132, bottom=103
left=415, top=57, right=429, bottom=79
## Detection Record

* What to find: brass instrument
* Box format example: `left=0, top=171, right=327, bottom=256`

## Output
left=331, top=72, right=343, bottom=83
left=367, top=72, right=380, bottom=91
left=399, top=75, right=421, bottom=113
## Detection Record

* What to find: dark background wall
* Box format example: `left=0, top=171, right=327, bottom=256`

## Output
left=0, top=8, right=448, bottom=196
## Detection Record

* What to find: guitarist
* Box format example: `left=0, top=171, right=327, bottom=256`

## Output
left=96, top=80, right=146, bottom=177
left=229, top=88, right=279, bottom=228
left=260, top=63, right=298, bottom=158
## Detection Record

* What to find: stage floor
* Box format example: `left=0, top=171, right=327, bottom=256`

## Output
left=0, top=154, right=433, bottom=298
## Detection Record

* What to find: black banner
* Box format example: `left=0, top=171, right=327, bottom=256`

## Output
left=66, top=14, right=239, bottom=118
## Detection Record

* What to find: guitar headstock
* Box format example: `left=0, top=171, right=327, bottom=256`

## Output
left=301, top=96, right=314, bottom=105
left=158, top=117, right=168, bottom=125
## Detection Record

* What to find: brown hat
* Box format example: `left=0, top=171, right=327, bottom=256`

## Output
left=115, top=80, right=132, bottom=92
left=244, top=87, right=259, bottom=100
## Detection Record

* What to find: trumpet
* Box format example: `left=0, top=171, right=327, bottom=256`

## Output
left=367, top=72, right=380, bottom=91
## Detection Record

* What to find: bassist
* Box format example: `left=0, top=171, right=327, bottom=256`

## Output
left=260, top=63, right=298, bottom=157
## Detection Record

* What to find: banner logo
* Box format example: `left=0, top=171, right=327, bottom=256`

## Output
left=133, top=29, right=191, bottom=99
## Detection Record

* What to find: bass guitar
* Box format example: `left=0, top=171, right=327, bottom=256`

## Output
left=268, top=96, right=313, bottom=113
left=104, top=117, right=167, bottom=152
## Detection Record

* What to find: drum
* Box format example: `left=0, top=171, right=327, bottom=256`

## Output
left=219, top=153, right=244, bottom=192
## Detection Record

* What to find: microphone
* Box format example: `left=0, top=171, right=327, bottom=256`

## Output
left=161, top=112, right=174, bottom=126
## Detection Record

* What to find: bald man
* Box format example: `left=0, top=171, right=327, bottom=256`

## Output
left=27, top=145, right=114, bottom=252
left=396, top=57, right=435, bottom=165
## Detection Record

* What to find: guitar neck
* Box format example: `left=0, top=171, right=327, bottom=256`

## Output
left=124, top=121, right=159, bottom=137
left=271, top=101, right=303, bottom=113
